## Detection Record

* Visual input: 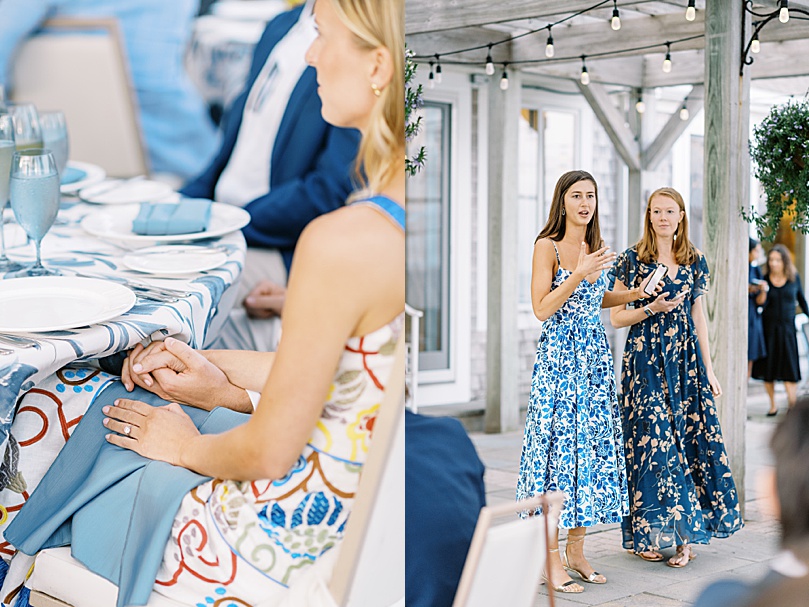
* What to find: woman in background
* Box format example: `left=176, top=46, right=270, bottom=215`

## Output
left=752, top=244, right=809, bottom=416
left=748, top=238, right=767, bottom=380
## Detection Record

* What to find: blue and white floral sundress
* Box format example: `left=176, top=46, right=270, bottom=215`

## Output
left=517, top=241, right=629, bottom=528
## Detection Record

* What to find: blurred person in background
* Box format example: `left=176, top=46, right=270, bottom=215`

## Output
left=751, top=244, right=809, bottom=416
left=180, top=0, right=360, bottom=351
left=694, top=396, right=809, bottom=607
left=0, top=0, right=219, bottom=180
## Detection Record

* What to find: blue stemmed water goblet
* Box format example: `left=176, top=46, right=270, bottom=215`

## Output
left=9, top=149, right=61, bottom=277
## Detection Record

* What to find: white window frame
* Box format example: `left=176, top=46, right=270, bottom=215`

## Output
left=411, top=69, right=472, bottom=406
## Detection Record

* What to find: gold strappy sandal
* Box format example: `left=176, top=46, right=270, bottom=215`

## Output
left=562, top=536, right=607, bottom=584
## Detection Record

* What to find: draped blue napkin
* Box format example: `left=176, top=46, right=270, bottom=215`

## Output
left=131, top=198, right=212, bottom=236
left=60, top=167, right=87, bottom=185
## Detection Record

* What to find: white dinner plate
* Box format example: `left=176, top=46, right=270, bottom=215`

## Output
left=122, top=245, right=229, bottom=275
left=60, top=161, right=107, bottom=195
left=80, top=202, right=250, bottom=244
left=77, top=179, right=176, bottom=205
left=0, top=277, right=136, bottom=333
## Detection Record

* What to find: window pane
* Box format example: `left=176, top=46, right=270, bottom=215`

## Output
left=406, top=102, right=450, bottom=371
left=542, top=110, right=576, bottom=207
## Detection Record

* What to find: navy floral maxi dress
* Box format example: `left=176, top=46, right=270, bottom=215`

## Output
left=612, top=247, right=743, bottom=553
left=517, top=242, right=629, bottom=528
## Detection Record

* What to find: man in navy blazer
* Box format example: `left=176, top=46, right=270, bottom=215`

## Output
left=181, top=2, right=359, bottom=349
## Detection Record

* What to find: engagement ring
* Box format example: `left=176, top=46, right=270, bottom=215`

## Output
left=124, top=425, right=131, bottom=436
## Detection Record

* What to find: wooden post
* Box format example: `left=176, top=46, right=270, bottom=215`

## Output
left=703, top=0, right=749, bottom=508
left=485, top=68, right=521, bottom=433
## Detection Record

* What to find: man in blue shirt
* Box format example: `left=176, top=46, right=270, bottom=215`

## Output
left=406, top=412, right=487, bottom=607
left=0, top=0, right=218, bottom=180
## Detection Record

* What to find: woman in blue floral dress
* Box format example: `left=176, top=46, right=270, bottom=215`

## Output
left=610, top=187, right=743, bottom=568
left=517, top=170, right=657, bottom=594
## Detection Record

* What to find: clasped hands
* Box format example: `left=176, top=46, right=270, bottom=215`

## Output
left=120, top=337, right=244, bottom=411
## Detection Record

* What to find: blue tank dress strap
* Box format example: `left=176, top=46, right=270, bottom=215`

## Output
left=351, top=195, right=404, bottom=231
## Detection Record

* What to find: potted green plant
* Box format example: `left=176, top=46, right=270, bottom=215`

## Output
left=746, top=98, right=809, bottom=239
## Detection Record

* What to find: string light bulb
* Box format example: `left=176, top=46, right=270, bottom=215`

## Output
left=611, top=0, right=621, bottom=30
left=636, top=95, right=646, bottom=114
left=580, top=56, right=590, bottom=85
left=545, top=28, right=555, bottom=58
left=500, top=64, right=509, bottom=91
left=428, top=61, right=435, bottom=89
left=751, top=33, right=760, bottom=54
left=685, top=0, right=696, bottom=21
left=779, top=0, right=789, bottom=23
left=662, top=43, right=672, bottom=73
left=434, top=55, right=442, bottom=85
left=485, top=45, right=495, bottom=76
left=679, top=103, right=689, bottom=121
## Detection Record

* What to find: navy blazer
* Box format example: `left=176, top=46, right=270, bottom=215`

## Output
left=181, top=5, right=361, bottom=272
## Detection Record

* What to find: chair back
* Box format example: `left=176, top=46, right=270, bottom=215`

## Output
left=329, top=333, right=405, bottom=607
left=11, top=18, right=148, bottom=177
left=452, top=492, right=565, bottom=607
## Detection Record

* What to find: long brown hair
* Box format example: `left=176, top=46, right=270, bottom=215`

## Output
left=536, top=170, right=603, bottom=253
left=636, top=187, right=697, bottom=265
left=764, top=244, right=797, bottom=282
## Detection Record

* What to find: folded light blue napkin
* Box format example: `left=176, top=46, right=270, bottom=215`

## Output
left=61, top=166, right=87, bottom=185
left=131, top=198, right=212, bottom=235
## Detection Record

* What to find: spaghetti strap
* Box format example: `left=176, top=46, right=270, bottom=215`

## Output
left=351, top=196, right=404, bottom=231
left=550, top=240, right=561, bottom=264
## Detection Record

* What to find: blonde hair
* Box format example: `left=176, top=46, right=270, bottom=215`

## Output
left=637, top=187, right=697, bottom=265
left=330, top=0, right=404, bottom=199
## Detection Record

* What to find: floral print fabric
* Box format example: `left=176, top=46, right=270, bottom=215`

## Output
left=612, top=247, right=742, bottom=552
left=517, top=243, right=629, bottom=529
left=152, top=314, right=403, bottom=605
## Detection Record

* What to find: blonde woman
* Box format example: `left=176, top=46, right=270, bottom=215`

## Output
left=610, top=187, right=742, bottom=568
left=4, top=0, right=404, bottom=604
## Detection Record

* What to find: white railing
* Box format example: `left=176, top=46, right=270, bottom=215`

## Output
left=405, top=303, right=423, bottom=413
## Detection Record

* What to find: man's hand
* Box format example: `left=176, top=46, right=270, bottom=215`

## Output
left=243, top=280, right=287, bottom=319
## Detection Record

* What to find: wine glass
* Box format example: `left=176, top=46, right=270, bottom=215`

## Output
left=0, top=116, right=24, bottom=273
left=9, top=149, right=61, bottom=277
left=7, top=103, right=43, bottom=152
left=39, top=111, right=69, bottom=177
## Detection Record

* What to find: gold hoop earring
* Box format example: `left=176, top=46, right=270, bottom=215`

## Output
left=371, top=83, right=381, bottom=97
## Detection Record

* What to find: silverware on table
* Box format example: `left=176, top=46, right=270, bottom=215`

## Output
left=76, top=175, right=145, bottom=203
left=0, top=334, right=40, bottom=349
left=70, top=272, right=192, bottom=300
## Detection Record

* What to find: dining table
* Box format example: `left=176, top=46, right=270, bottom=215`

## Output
left=0, top=197, right=247, bottom=457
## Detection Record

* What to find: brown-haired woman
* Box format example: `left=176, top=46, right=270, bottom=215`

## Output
left=517, top=170, right=659, bottom=593
left=610, top=187, right=743, bottom=568
left=752, top=244, right=809, bottom=415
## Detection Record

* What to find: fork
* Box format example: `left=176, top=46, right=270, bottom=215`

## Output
left=0, top=334, right=40, bottom=349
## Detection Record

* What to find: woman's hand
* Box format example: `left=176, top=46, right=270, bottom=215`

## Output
left=706, top=370, right=723, bottom=397
left=647, top=290, right=688, bottom=314
left=635, top=272, right=664, bottom=300
left=103, top=398, right=200, bottom=465
left=124, top=338, right=252, bottom=412
left=573, top=242, right=617, bottom=280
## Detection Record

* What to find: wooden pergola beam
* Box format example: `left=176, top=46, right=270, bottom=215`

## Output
left=642, top=85, right=704, bottom=170
left=406, top=0, right=660, bottom=35
left=577, top=81, right=641, bottom=171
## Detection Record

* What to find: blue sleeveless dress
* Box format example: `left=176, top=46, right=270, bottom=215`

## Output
left=517, top=241, right=628, bottom=528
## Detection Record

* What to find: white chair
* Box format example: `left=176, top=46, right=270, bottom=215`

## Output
left=28, top=335, right=406, bottom=607
left=404, top=303, right=423, bottom=413
left=452, top=492, right=565, bottom=607
left=11, top=18, right=149, bottom=178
